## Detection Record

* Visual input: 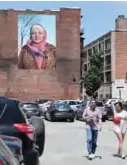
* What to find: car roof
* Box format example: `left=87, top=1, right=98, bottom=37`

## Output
left=64, top=100, right=81, bottom=102
left=20, top=101, right=38, bottom=104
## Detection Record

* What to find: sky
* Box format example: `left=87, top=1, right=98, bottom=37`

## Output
left=18, top=15, right=56, bottom=46
left=1, top=1, right=127, bottom=45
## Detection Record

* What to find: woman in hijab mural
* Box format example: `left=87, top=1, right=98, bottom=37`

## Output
left=18, top=24, right=56, bottom=69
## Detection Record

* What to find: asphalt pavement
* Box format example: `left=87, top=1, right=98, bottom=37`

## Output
left=40, top=120, right=127, bottom=165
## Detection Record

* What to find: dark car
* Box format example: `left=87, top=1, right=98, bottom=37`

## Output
left=0, top=96, right=45, bottom=165
left=19, top=102, right=42, bottom=118
left=106, top=106, right=113, bottom=120
left=0, top=135, right=24, bottom=164
left=0, top=136, right=20, bottom=165
left=45, top=101, right=75, bottom=122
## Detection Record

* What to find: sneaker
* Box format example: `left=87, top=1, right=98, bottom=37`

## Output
left=88, top=154, right=92, bottom=160
left=116, top=152, right=121, bottom=157
left=121, top=154, right=126, bottom=159
left=91, top=154, right=95, bottom=159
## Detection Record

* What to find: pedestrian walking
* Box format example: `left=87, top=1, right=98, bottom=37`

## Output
left=82, top=100, right=102, bottom=160
left=111, top=101, right=127, bottom=159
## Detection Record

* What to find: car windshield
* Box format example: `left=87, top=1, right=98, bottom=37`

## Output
left=69, top=101, right=77, bottom=105
left=76, top=101, right=81, bottom=105
left=81, top=101, right=87, bottom=106
left=54, top=102, right=70, bottom=109
left=96, top=102, right=103, bottom=107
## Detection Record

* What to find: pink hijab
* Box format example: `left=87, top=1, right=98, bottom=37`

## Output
left=26, top=24, right=47, bottom=69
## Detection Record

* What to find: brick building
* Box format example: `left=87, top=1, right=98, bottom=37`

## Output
left=81, top=15, right=127, bottom=101
left=0, top=8, right=82, bottom=101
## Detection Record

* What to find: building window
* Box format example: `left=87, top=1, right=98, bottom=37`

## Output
left=99, top=42, right=104, bottom=52
left=101, top=57, right=104, bottom=70
left=106, top=94, right=110, bottom=99
left=99, top=94, right=103, bottom=99
left=83, top=51, right=87, bottom=61
left=105, top=38, right=111, bottom=50
left=93, top=45, right=98, bottom=53
left=105, top=55, right=111, bottom=70
left=84, top=64, right=87, bottom=72
left=101, top=73, right=104, bottom=84
left=105, top=71, right=111, bottom=83
left=88, top=49, right=92, bottom=56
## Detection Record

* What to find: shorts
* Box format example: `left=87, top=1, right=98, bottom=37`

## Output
left=114, top=125, right=127, bottom=134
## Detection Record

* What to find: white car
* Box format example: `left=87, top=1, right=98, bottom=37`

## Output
left=53, top=100, right=82, bottom=112
left=64, top=100, right=81, bottom=112
left=37, top=100, right=53, bottom=114
left=105, top=99, right=124, bottom=108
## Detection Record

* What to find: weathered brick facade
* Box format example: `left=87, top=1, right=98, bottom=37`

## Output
left=115, top=15, right=127, bottom=80
left=115, top=31, right=127, bottom=79
left=0, top=8, right=81, bottom=101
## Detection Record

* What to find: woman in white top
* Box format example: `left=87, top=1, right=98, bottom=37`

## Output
left=111, top=102, right=127, bottom=159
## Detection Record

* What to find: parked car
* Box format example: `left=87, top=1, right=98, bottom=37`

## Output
left=95, top=101, right=108, bottom=122
left=0, top=136, right=20, bottom=165
left=36, top=99, right=52, bottom=104
left=75, top=100, right=87, bottom=120
left=55, top=100, right=81, bottom=113
left=105, top=98, right=124, bottom=108
left=45, top=101, right=75, bottom=122
left=19, top=102, right=42, bottom=118
left=0, top=135, right=24, bottom=164
left=65, top=100, right=81, bottom=112
left=0, top=96, right=45, bottom=165
left=36, top=100, right=54, bottom=115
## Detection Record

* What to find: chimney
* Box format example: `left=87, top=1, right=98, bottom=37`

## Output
left=115, top=15, right=127, bottom=30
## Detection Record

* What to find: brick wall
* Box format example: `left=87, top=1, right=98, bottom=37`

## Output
left=0, top=8, right=81, bottom=100
left=115, top=31, right=127, bottom=79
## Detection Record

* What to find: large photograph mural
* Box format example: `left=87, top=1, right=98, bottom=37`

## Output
left=18, top=14, right=56, bottom=69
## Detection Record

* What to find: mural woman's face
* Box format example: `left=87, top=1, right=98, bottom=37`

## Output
left=31, top=28, right=45, bottom=44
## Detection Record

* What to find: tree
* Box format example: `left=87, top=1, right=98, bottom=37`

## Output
left=19, top=15, right=35, bottom=46
left=84, top=50, right=102, bottom=99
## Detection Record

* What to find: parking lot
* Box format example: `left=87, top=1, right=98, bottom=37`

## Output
left=40, top=120, right=127, bottom=165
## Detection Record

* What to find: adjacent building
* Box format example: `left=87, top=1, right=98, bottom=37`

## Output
left=81, top=15, right=127, bottom=100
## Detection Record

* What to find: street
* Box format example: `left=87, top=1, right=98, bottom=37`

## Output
left=40, top=120, right=127, bottom=165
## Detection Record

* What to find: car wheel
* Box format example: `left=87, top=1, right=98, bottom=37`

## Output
left=76, top=116, right=79, bottom=120
left=102, top=117, right=106, bottom=122
left=45, top=112, right=52, bottom=121
left=30, top=116, right=45, bottom=156
left=70, top=118, right=74, bottom=122
left=44, top=112, right=47, bottom=119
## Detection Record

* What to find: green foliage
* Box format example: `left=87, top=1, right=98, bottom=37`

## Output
left=84, top=50, right=102, bottom=97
